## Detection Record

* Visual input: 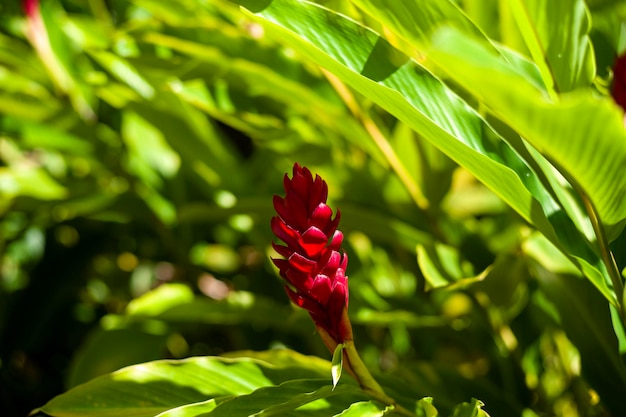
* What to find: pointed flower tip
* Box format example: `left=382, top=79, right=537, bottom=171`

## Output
left=271, top=163, right=352, bottom=346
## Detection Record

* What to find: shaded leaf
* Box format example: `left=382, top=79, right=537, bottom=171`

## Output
left=533, top=266, right=626, bottom=416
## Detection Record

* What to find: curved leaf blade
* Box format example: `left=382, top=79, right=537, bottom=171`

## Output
left=235, top=0, right=555, bottom=238
left=35, top=352, right=332, bottom=417
left=233, top=0, right=615, bottom=303
left=429, top=28, right=626, bottom=241
left=207, top=379, right=364, bottom=416
left=507, top=0, right=595, bottom=93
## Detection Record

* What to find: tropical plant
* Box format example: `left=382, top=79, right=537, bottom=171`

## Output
left=1, top=0, right=626, bottom=416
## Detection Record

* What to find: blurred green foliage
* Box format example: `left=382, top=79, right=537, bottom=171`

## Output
left=1, top=0, right=626, bottom=416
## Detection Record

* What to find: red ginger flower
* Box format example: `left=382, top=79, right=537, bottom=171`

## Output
left=271, top=163, right=353, bottom=350
left=612, top=53, right=626, bottom=112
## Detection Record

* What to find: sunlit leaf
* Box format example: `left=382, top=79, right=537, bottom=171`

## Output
left=331, top=343, right=344, bottom=389
left=416, top=242, right=479, bottom=290
left=232, top=1, right=600, bottom=286
left=0, top=166, right=66, bottom=200
left=207, top=379, right=363, bottom=416
left=333, top=401, right=385, bottom=416
left=506, top=0, right=595, bottom=93
left=415, top=397, right=438, bottom=417
left=88, top=51, right=155, bottom=99
left=38, top=351, right=337, bottom=417
left=449, top=398, right=489, bottom=417
left=126, top=283, right=195, bottom=317
left=429, top=28, right=626, bottom=240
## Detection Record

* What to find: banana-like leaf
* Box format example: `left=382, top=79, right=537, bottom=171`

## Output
left=231, top=0, right=615, bottom=303
left=234, top=0, right=549, bottom=229
left=350, top=0, right=594, bottom=94
left=36, top=351, right=369, bottom=417
left=428, top=28, right=626, bottom=238
left=506, top=0, right=595, bottom=93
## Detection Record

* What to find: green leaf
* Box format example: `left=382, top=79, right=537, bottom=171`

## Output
left=88, top=51, right=155, bottom=99
left=427, top=28, right=624, bottom=303
left=35, top=0, right=96, bottom=119
left=428, top=28, right=626, bottom=240
left=415, top=397, right=438, bottom=417
left=207, top=379, right=364, bottom=416
left=416, top=242, right=480, bottom=290
left=122, top=111, right=181, bottom=181
left=65, top=327, right=168, bottom=388
left=234, top=0, right=620, bottom=307
left=348, top=0, right=489, bottom=53
left=155, top=399, right=219, bottom=417
left=235, top=0, right=557, bottom=241
left=136, top=291, right=310, bottom=332
left=449, top=398, right=489, bottom=417
left=507, top=0, right=595, bottom=93
left=331, top=343, right=344, bottom=389
left=126, top=283, right=195, bottom=317
left=0, top=166, right=67, bottom=200
left=333, top=401, right=386, bottom=416
left=36, top=351, right=338, bottom=417
left=21, top=123, right=93, bottom=155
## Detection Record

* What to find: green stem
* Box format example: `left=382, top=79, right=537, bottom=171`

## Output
left=343, top=340, right=416, bottom=417
left=580, top=190, right=626, bottom=322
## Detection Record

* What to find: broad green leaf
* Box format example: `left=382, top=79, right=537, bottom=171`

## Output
left=347, top=0, right=488, bottom=52
left=506, top=0, right=595, bottom=93
left=427, top=28, right=623, bottom=303
left=65, top=328, right=168, bottom=388
left=429, top=28, right=626, bottom=240
left=235, top=0, right=616, bottom=305
left=235, top=0, right=557, bottom=240
left=37, top=352, right=337, bottom=417
left=207, top=379, right=364, bottom=416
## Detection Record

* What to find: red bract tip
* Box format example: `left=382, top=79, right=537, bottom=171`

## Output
left=271, top=163, right=352, bottom=348
left=23, top=0, right=38, bottom=17
left=612, top=53, right=626, bottom=112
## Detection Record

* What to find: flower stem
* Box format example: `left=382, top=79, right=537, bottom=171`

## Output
left=343, top=340, right=416, bottom=416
